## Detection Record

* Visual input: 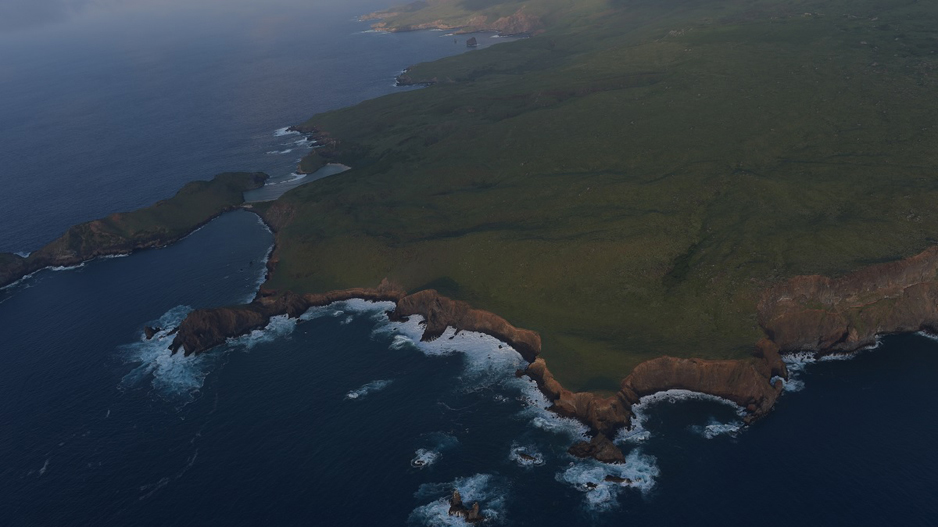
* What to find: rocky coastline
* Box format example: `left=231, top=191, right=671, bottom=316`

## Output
left=10, top=169, right=938, bottom=464
left=0, top=172, right=268, bottom=290
left=158, top=243, right=938, bottom=463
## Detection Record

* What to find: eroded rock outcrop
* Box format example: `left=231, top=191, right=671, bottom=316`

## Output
left=760, top=246, right=938, bottom=354
left=0, top=172, right=268, bottom=290
left=620, top=354, right=783, bottom=422
left=525, top=358, right=631, bottom=437
left=448, top=490, right=484, bottom=523
left=170, top=282, right=406, bottom=356
left=171, top=283, right=792, bottom=464
left=391, top=289, right=541, bottom=362
left=568, top=434, right=625, bottom=464
left=527, top=338, right=786, bottom=462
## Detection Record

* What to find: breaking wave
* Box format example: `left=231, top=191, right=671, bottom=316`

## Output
left=509, top=442, right=545, bottom=467
left=118, top=306, right=214, bottom=403
left=410, top=474, right=507, bottom=526
left=781, top=345, right=876, bottom=392
left=617, top=389, right=745, bottom=445
left=230, top=314, right=297, bottom=350
left=557, top=450, right=660, bottom=510
left=273, top=127, right=300, bottom=137
left=346, top=379, right=393, bottom=400
left=373, top=313, right=526, bottom=391
left=690, top=418, right=744, bottom=439
left=119, top=307, right=299, bottom=402
left=411, top=449, right=441, bottom=468
left=411, top=432, right=459, bottom=469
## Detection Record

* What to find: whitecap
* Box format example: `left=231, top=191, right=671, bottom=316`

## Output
left=781, top=350, right=858, bottom=393
left=616, top=389, right=745, bottom=444
left=273, top=127, right=300, bottom=137
left=509, top=442, right=545, bottom=467
left=374, top=313, right=527, bottom=391
left=690, top=418, right=744, bottom=439
left=410, top=474, right=506, bottom=526
left=118, top=306, right=215, bottom=402
left=266, top=148, right=294, bottom=155
left=411, top=448, right=441, bottom=468
left=50, top=262, right=86, bottom=272
left=38, top=459, right=50, bottom=476
left=229, top=314, right=297, bottom=350
left=557, top=450, right=660, bottom=510
left=515, top=376, right=590, bottom=441
left=346, top=379, right=393, bottom=400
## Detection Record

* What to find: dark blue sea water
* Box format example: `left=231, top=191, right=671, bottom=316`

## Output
left=2, top=2, right=937, bottom=526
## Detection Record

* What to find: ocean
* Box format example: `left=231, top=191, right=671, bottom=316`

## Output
left=1, top=1, right=936, bottom=525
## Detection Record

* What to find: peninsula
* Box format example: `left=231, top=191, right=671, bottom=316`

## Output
left=4, top=0, right=938, bottom=461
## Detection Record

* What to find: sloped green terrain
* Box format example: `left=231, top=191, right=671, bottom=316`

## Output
left=269, top=0, right=938, bottom=391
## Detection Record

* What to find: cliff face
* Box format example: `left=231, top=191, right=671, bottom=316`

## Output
left=168, top=283, right=789, bottom=463
left=0, top=172, right=268, bottom=289
left=620, top=344, right=785, bottom=421
left=759, top=246, right=938, bottom=354
left=170, top=282, right=407, bottom=355
left=391, top=289, right=541, bottom=362
left=525, top=338, right=785, bottom=461
left=0, top=253, right=28, bottom=288
left=163, top=245, right=938, bottom=463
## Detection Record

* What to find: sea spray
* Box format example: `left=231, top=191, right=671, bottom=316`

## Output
left=556, top=450, right=660, bottom=510
left=410, top=474, right=507, bottom=526
left=508, top=442, right=545, bottom=467
left=118, top=306, right=215, bottom=402
left=617, top=389, right=746, bottom=444
left=345, top=379, right=393, bottom=400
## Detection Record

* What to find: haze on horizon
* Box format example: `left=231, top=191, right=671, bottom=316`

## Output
left=0, top=0, right=392, bottom=33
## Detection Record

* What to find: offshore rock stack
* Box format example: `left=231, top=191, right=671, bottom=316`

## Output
left=448, top=490, right=484, bottom=523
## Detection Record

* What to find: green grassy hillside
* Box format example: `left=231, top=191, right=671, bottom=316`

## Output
left=272, top=0, right=938, bottom=391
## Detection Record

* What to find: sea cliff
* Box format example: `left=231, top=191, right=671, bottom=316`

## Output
left=0, top=172, right=268, bottom=290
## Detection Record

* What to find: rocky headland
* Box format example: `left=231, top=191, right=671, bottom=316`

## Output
left=0, top=172, right=268, bottom=290
left=160, top=244, right=938, bottom=463
left=11, top=167, right=938, bottom=464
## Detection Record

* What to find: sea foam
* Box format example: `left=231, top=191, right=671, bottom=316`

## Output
left=273, top=126, right=300, bottom=137
left=118, top=306, right=215, bottom=403
left=616, top=389, right=746, bottom=445
left=346, top=379, right=393, bottom=400
left=410, top=474, right=506, bottom=526
left=557, top=449, right=660, bottom=510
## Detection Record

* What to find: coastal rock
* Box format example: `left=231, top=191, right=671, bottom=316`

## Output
left=620, top=355, right=783, bottom=421
left=525, top=358, right=631, bottom=436
left=568, top=434, right=625, bottom=464
left=0, top=253, right=28, bottom=288
left=448, top=490, right=484, bottom=523
left=0, top=172, right=269, bottom=290
left=144, top=326, right=161, bottom=340
left=391, top=289, right=541, bottom=363
left=759, top=246, right=938, bottom=355
left=170, top=282, right=406, bottom=356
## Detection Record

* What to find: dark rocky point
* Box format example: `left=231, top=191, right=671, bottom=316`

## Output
left=448, top=490, right=484, bottom=523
